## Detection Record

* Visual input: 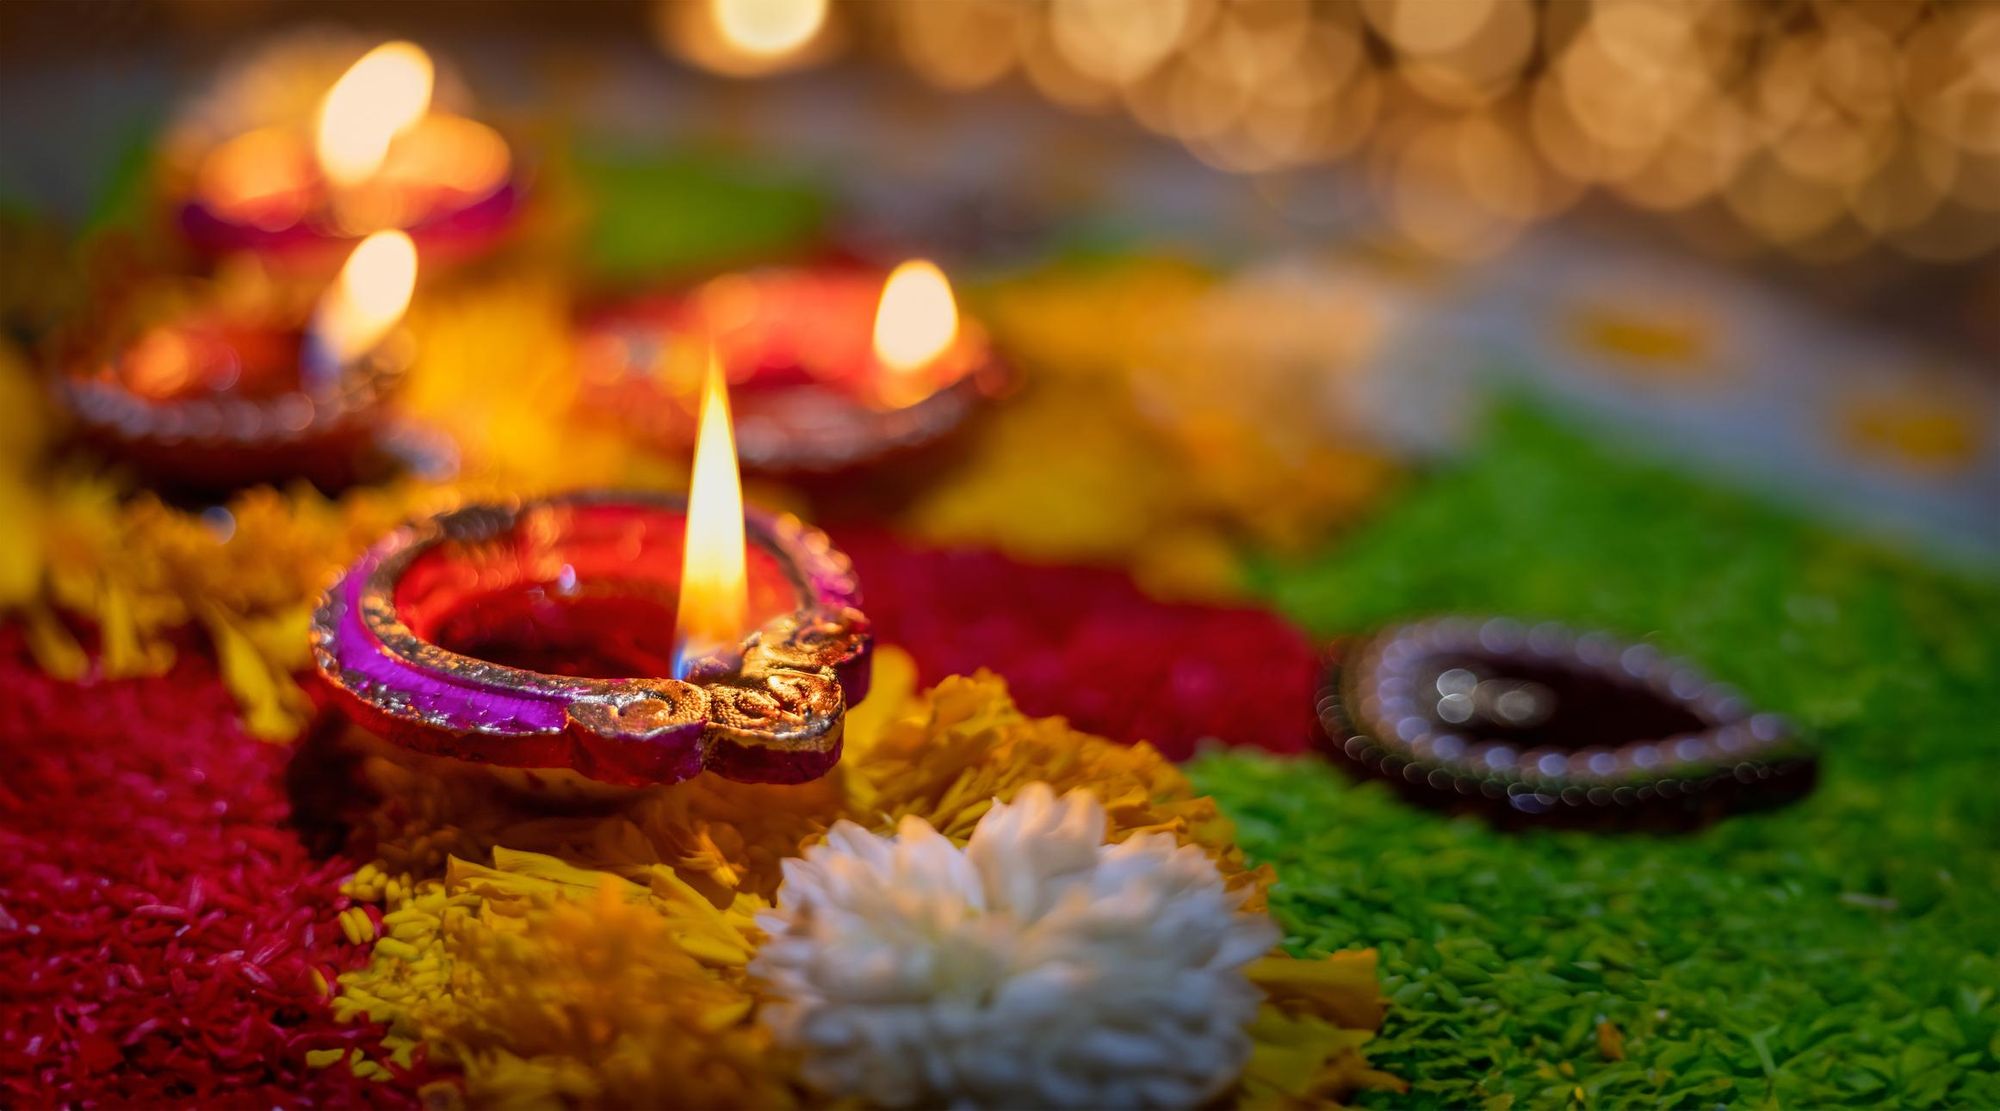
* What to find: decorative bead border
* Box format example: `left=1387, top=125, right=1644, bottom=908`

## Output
left=1315, top=616, right=1816, bottom=825
left=60, top=341, right=406, bottom=451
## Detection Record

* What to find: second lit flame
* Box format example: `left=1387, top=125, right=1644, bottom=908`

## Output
left=311, top=229, right=419, bottom=367
left=316, top=41, right=435, bottom=189
left=872, top=259, right=959, bottom=375
left=672, top=352, right=748, bottom=678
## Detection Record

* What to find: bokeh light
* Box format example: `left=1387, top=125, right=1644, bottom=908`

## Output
left=819, top=0, right=2000, bottom=262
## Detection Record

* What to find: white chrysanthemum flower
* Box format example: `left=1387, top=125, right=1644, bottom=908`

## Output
left=752, top=782, right=1277, bottom=1109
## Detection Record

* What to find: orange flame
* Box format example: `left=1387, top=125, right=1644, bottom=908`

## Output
left=872, top=259, right=959, bottom=375
left=311, top=230, right=419, bottom=365
left=315, top=42, right=435, bottom=189
left=673, top=351, right=748, bottom=676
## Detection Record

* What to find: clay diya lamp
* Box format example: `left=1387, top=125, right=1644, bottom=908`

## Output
left=1316, top=616, right=1815, bottom=829
left=310, top=367, right=871, bottom=791
left=166, top=40, right=520, bottom=276
left=573, top=259, right=1009, bottom=485
left=58, top=230, right=427, bottom=493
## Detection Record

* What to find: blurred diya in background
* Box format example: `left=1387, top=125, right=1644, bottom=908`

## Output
left=161, top=37, right=519, bottom=273
left=574, top=259, right=1010, bottom=480
left=1317, top=617, right=1815, bottom=829
left=312, top=360, right=871, bottom=791
left=58, top=230, right=437, bottom=492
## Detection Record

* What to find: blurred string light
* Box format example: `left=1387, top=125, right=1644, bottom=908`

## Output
left=662, top=0, right=2000, bottom=263
left=657, top=0, right=837, bottom=77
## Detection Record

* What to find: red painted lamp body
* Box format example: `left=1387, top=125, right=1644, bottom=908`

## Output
left=311, top=493, right=871, bottom=788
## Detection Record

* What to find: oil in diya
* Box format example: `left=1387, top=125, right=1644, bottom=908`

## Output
left=165, top=39, right=519, bottom=275
left=59, top=230, right=430, bottom=492
left=311, top=355, right=871, bottom=794
left=573, top=259, right=1010, bottom=485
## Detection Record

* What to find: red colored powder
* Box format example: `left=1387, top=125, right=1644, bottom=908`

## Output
left=0, top=532, right=1310, bottom=1103
left=0, top=626, right=433, bottom=1107
left=835, top=530, right=1320, bottom=759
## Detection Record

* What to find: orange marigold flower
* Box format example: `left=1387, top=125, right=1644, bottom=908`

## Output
left=327, top=650, right=1390, bottom=1106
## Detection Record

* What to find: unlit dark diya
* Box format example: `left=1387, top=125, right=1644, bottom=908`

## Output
left=310, top=493, right=871, bottom=789
left=1316, top=617, right=1814, bottom=827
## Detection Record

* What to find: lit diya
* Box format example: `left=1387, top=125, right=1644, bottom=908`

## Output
left=166, top=39, right=518, bottom=273
left=1317, top=617, right=1815, bottom=828
left=574, top=259, right=1009, bottom=478
left=59, top=230, right=427, bottom=492
left=311, top=359, right=871, bottom=790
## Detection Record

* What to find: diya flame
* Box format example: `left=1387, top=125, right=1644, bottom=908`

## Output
left=309, top=230, right=419, bottom=367
left=189, top=38, right=509, bottom=238
left=872, top=259, right=960, bottom=377
left=673, top=352, right=748, bottom=677
left=315, top=42, right=435, bottom=190
left=669, top=259, right=962, bottom=673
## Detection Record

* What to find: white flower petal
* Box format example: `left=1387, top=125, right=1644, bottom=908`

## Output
left=749, top=782, right=1277, bottom=1110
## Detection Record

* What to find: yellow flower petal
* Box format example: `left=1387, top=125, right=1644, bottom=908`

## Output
left=322, top=656, right=1389, bottom=1103
left=203, top=608, right=307, bottom=740
left=20, top=603, right=88, bottom=681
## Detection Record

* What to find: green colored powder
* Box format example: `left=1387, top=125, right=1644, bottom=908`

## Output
left=1192, top=404, right=2000, bottom=1108
left=572, top=146, right=827, bottom=283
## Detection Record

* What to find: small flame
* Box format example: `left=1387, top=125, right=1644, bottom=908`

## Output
left=712, top=0, right=828, bottom=58
left=872, top=259, right=959, bottom=375
left=672, top=351, right=748, bottom=677
left=315, top=42, right=435, bottom=188
left=310, top=230, right=419, bottom=366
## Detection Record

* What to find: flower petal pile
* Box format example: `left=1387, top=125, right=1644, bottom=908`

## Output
left=327, top=648, right=1393, bottom=1106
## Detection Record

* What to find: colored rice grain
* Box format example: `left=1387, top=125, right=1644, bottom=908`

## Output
left=0, top=626, right=431, bottom=1106
left=837, top=529, right=1321, bottom=760
left=1200, top=405, right=2000, bottom=1108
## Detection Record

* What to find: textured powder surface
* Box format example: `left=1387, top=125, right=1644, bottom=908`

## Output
left=0, top=628, right=426, bottom=1106
left=838, top=527, right=1320, bottom=759
left=1195, top=405, right=2000, bottom=1108
left=0, top=529, right=1319, bottom=1103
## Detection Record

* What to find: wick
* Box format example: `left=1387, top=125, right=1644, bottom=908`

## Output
left=672, top=641, right=745, bottom=683
left=297, top=326, right=343, bottom=394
